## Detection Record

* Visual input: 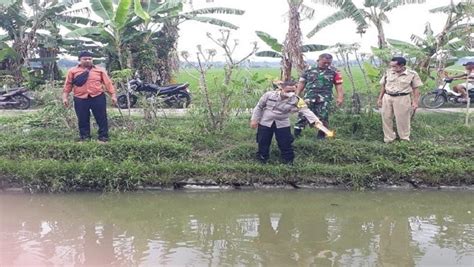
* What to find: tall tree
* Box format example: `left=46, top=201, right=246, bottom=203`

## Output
left=307, top=0, right=426, bottom=49
left=256, top=0, right=320, bottom=81
left=282, top=0, right=305, bottom=81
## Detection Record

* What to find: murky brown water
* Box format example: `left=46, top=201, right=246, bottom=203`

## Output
left=0, top=190, right=473, bottom=266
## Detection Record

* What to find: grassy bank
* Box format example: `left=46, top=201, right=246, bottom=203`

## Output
left=0, top=110, right=472, bottom=192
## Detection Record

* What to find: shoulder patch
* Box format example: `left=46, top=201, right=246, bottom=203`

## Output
left=296, top=96, right=307, bottom=108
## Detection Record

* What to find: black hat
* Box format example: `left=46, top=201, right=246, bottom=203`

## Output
left=462, top=61, right=474, bottom=66
left=78, top=51, right=94, bottom=59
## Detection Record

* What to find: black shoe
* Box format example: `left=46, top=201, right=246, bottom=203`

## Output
left=76, top=136, right=91, bottom=142
left=256, top=154, right=268, bottom=164
left=98, top=137, right=109, bottom=143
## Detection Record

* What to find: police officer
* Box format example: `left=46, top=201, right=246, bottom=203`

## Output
left=250, top=81, right=321, bottom=164
left=377, top=57, right=423, bottom=143
left=294, top=53, right=344, bottom=139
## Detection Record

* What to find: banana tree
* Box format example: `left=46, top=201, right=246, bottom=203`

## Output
left=430, top=0, right=473, bottom=57
left=66, top=0, right=150, bottom=70
left=387, top=0, right=473, bottom=83
left=136, top=0, right=245, bottom=84
left=307, top=0, right=426, bottom=49
left=255, top=30, right=328, bottom=80
left=0, top=0, right=90, bottom=82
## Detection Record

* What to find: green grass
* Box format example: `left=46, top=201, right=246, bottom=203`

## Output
left=0, top=109, right=472, bottom=192
left=1, top=66, right=472, bottom=192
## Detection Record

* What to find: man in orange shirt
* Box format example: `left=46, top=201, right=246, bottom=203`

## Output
left=62, top=51, right=117, bottom=143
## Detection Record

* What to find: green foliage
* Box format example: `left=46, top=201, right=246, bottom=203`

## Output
left=111, top=69, right=134, bottom=83
left=255, top=31, right=283, bottom=52
left=255, top=31, right=328, bottom=59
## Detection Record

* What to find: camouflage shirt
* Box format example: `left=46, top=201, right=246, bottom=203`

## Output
left=299, top=66, right=343, bottom=99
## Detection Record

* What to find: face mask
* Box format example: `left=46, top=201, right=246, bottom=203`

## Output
left=281, top=92, right=295, bottom=98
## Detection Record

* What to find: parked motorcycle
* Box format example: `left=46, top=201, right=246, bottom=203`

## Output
left=421, top=78, right=474, bottom=109
left=0, top=87, right=31, bottom=110
left=117, top=77, right=191, bottom=109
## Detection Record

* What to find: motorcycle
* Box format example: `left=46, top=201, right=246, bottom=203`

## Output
left=117, top=77, right=191, bottom=109
left=421, top=78, right=474, bottom=109
left=0, top=87, right=32, bottom=110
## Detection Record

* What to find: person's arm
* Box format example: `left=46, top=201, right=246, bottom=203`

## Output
left=289, top=97, right=320, bottom=123
left=296, top=71, right=307, bottom=96
left=101, top=70, right=117, bottom=105
left=377, top=73, right=387, bottom=108
left=296, top=81, right=305, bottom=97
left=335, top=84, right=344, bottom=107
left=411, top=72, right=423, bottom=110
left=250, top=92, right=269, bottom=128
left=447, top=73, right=467, bottom=80
left=333, top=71, right=344, bottom=106
left=62, top=70, right=74, bottom=107
left=411, top=87, right=420, bottom=110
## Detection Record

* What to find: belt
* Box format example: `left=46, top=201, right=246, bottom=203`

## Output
left=386, top=92, right=409, bottom=97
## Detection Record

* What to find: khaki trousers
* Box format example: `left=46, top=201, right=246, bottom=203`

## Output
left=381, top=94, right=412, bottom=143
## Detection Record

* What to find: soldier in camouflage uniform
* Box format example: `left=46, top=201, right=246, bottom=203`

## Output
left=294, top=53, right=344, bottom=139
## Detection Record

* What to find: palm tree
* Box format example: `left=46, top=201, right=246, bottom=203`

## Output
left=307, top=0, right=426, bottom=49
left=255, top=31, right=328, bottom=80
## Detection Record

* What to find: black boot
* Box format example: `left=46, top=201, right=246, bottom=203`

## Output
left=256, top=153, right=268, bottom=164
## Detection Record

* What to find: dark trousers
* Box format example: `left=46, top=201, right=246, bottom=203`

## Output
left=256, top=122, right=294, bottom=163
left=73, top=93, right=109, bottom=140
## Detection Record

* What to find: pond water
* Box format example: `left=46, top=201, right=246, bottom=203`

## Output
left=1, top=190, right=473, bottom=266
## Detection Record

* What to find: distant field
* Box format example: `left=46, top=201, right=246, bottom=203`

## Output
left=175, top=66, right=460, bottom=96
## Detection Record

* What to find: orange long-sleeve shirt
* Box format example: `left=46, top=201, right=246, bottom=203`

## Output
left=63, top=65, right=116, bottom=98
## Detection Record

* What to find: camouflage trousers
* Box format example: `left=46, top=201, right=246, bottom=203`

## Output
left=294, top=95, right=332, bottom=139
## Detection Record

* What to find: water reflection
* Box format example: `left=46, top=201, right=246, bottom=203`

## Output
left=1, top=191, right=473, bottom=266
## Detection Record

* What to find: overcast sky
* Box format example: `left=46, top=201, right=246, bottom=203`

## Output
left=177, top=0, right=467, bottom=61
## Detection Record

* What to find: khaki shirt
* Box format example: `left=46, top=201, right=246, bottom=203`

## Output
left=251, top=91, right=320, bottom=128
left=380, top=69, right=423, bottom=94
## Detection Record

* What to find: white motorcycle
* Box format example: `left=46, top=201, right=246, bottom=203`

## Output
left=421, top=78, right=474, bottom=109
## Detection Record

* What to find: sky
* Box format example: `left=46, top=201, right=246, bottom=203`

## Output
left=176, top=0, right=468, bottom=61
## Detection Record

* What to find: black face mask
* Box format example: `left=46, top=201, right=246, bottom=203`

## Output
left=72, top=69, right=90, bottom=86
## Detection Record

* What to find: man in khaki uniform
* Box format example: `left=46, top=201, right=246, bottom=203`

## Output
left=251, top=81, right=321, bottom=164
left=377, top=57, right=423, bottom=143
